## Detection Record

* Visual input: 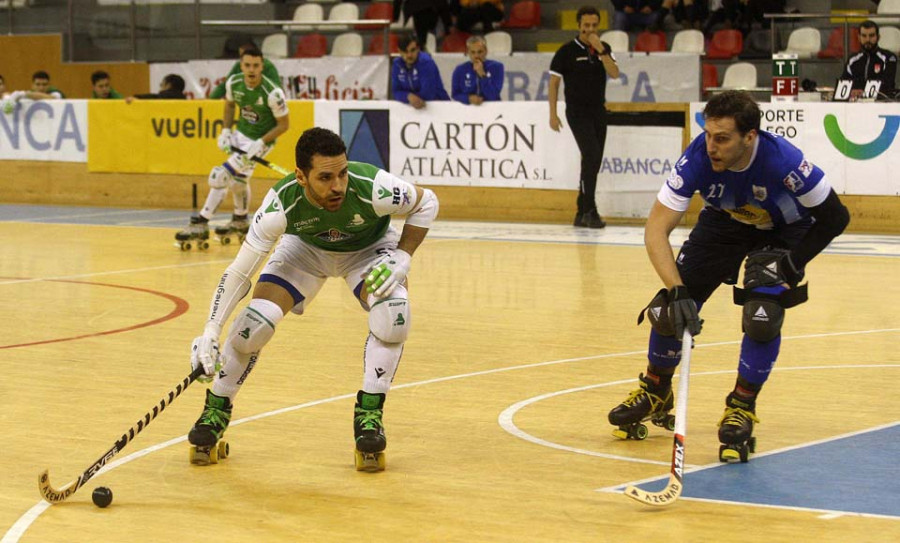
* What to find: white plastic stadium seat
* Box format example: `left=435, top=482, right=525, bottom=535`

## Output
left=331, top=32, right=364, bottom=57
left=284, top=4, right=324, bottom=31
left=261, top=33, right=288, bottom=59
left=778, top=26, right=821, bottom=58
left=426, top=32, right=437, bottom=54
left=878, top=0, right=900, bottom=23
left=328, top=3, right=360, bottom=31
left=485, top=30, right=513, bottom=55
left=599, top=30, right=629, bottom=53
left=879, top=26, right=900, bottom=54
left=721, top=62, right=758, bottom=89
left=670, top=29, right=705, bottom=54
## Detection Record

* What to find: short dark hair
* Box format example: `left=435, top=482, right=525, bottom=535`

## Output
left=576, top=6, right=600, bottom=23
left=32, top=70, right=50, bottom=81
left=91, top=70, right=110, bottom=85
left=163, top=74, right=186, bottom=93
left=240, top=47, right=264, bottom=60
left=398, top=33, right=419, bottom=52
left=703, top=90, right=761, bottom=135
left=295, top=127, right=347, bottom=174
left=860, top=19, right=879, bottom=36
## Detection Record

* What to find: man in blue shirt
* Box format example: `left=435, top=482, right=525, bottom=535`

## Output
left=451, top=35, right=504, bottom=105
left=608, top=91, right=850, bottom=462
left=391, top=34, right=450, bottom=109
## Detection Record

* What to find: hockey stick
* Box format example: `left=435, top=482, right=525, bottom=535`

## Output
left=624, top=329, right=692, bottom=507
left=231, top=147, right=292, bottom=177
left=38, top=366, right=205, bottom=504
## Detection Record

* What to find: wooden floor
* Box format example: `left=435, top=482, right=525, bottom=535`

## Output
left=1, top=209, right=898, bottom=542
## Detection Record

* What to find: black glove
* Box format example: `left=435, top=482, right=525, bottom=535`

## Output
left=668, top=285, right=703, bottom=338
left=744, top=247, right=804, bottom=289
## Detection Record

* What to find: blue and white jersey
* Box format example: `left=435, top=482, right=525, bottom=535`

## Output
left=658, top=131, right=832, bottom=229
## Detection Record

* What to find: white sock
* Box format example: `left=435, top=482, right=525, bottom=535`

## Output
left=362, top=333, right=403, bottom=394
left=201, top=188, right=227, bottom=219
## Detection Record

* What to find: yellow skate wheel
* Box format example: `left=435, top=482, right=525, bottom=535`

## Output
left=199, top=240, right=209, bottom=250
left=189, top=445, right=214, bottom=466
left=217, top=440, right=230, bottom=460
left=719, top=445, right=740, bottom=463
left=181, top=242, right=191, bottom=251
left=611, top=428, right=629, bottom=440
left=220, top=236, right=231, bottom=245
left=355, top=450, right=386, bottom=472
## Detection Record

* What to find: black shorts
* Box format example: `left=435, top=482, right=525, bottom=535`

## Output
left=677, top=207, right=812, bottom=303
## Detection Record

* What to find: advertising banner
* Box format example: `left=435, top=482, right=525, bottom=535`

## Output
left=315, top=100, right=683, bottom=216
left=689, top=102, right=900, bottom=195
left=87, top=100, right=314, bottom=176
left=0, top=100, right=87, bottom=162
left=151, top=52, right=700, bottom=103
left=150, top=57, right=389, bottom=100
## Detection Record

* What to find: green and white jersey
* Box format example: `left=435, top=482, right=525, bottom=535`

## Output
left=225, top=73, right=288, bottom=140
left=246, top=161, right=422, bottom=253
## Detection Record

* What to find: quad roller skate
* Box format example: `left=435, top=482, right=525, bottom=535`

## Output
left=174, top=214, right=210, bottom=251
left=188, top=389, right=232, bottom=465
left=353, top=391, right=386, bottom=472
left=718, top=393, right=759, bottom=463
left=608, top=373, right=675, bottom=440
left=214, top=214, right=250, bottom=246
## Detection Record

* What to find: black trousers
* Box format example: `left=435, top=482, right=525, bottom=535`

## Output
left=565, top=104, right=607, bottom=215
left=677, top=207, right=811, bottom=304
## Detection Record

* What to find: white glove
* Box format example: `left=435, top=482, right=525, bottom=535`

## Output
left=364, top=249, right=412, bottom=298
left=190, top=331, right=222, bottom=383
left=217, top=128, right=233, bottom=153
left=245, top=138, right=266, bottom=160
left=1, top=91, right=24, bottom=115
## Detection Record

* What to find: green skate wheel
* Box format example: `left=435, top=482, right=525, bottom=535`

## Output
left=632, top=424, right=649, bottom=440
left=664, top=414, right=676, bottom=431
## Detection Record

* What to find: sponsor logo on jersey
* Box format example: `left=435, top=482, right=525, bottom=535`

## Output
left=349, top=214, right=365, bottom=226
left=294, top=217, right=320, bottom=228
left=666, top=169, right=684, bottom=190
left=315, top=228, right=353, bottom=243
left=256, top=96, right=263, bottom=105
left=752, top=185, right=767, bottom=201
left=783, top=171, right=804, bottom=192
left=377, top=186, right=392, bottom=199
left=676, top=156, right=689, bottom=169
left=798, top=159, right=813, bottom=177
left=265, top=199, right=281, bottom=213
left=241, top=105, right=260, bottom=124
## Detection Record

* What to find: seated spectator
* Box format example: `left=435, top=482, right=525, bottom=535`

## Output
left=28, top=71, right=66, bottom=99
left=744, top=0, right=784, bottom=29
left=705, top=0, right=748, bottom=34
left=391, top=34, right=450, bottom=109
left=91, top=70, right=123, bottom=99
left=659, top=0, right=708, bottom=30
left=126, top=74, right=187, bottom=103
left=454, top=0, right=505, bottom=33
left=2, top=71, right=65, bottom=113
left=613, top=0, right=663, bottom=32
left=451, top=35, right=504, bottom=104
left=394, top=0, right=455, bottom=45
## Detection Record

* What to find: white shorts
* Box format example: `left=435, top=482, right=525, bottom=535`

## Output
left=224, top=131, right=275, bottom=178
left=257, top=226, right=400, bottom=313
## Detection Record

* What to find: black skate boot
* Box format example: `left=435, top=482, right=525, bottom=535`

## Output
left=188, top=389, right=232, bottom=465
left=175, top=214, right=210, bottom=251
left=608, top=373, right=675, bottom=440
left=214, top=214, right=250, bottom=245
left=353, top=390, right=386, bottom=472
left=718, top=392, right=759, bottom=463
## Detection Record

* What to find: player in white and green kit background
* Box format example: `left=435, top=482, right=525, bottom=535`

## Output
left=176, top=47, right=290, bottom=244
left=186, top=127, right=439, bottom=471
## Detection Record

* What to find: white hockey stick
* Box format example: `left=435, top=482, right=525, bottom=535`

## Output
left=624, top=329, right=692, bottom=506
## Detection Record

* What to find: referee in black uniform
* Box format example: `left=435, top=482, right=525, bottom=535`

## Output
left=548, top=5, right=619, bottom=229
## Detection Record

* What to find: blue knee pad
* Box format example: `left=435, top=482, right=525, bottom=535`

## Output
left=738, top=333, right=781, bottom=385
left=648, top=329, right=683, bottom=368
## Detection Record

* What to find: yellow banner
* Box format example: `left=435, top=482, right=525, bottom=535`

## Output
left=87, top=100, right=314, bottom=178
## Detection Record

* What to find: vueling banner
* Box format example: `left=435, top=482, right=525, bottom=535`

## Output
left=87, top=100, right=314, bottom=177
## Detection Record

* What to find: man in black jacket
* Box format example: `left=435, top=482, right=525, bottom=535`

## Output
left=843, top=20, right=898, bottom=99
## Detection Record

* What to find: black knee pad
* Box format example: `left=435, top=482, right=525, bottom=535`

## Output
left=638, top=288, right=675, bottom=337
left=742, top=298, right=784, bottom=342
